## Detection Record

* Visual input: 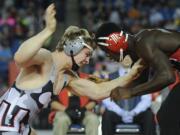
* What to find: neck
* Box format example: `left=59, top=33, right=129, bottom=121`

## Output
left=127, top=34, right=141, bottom=62
left=52, top=51, right=72, bottom=72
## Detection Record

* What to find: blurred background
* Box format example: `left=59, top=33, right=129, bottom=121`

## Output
left=0, top=0, right=180, bottom=135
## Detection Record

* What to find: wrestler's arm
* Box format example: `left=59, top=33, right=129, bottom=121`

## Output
left=14, top=4, right=56, bottom=67
left=131, top=45, right=175, bottom=96
left=68, top=59, right=142, bottom=100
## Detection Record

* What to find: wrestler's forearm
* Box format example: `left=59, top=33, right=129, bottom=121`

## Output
left=131, top=75, right=175, bottom=96
left=69, top=73, right=134, bottom=100
left=14, top=28, right=53, bottom=64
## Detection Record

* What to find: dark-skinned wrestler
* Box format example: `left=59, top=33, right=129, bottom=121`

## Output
left=95, top=22, right=180, bottom=135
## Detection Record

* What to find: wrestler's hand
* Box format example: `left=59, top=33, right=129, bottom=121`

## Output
left=45, top=3, right=57, bottom=33
left=110, top=87, right=132, bottom=101
left=128, top=59, right=144, bottom=80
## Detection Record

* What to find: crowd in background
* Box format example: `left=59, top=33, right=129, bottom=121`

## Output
left=79, top=0, right=180, bottom=33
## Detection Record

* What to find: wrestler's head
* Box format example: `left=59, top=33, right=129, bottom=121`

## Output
left=56, top=26, right=96, bottom=71
left=95, top=22, right=128, bottom=62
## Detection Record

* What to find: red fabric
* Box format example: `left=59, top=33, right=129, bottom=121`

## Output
left=170, top=49, right=180, bottom=61
left=59, top=72, right=90, bottom=107
left=48, top=111, right=56, bottom=124
left=48, top=72, right=91, bottom=124
left=48, top=89, right=90, bottom=124
left=8, top=61, right=19, bottom=86
left=168, top=70, right=180, bottom=90
left=58, top=89, right=90, bottom=108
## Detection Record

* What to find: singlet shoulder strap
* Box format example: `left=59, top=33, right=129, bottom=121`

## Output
left=62, top=70, right=80, bottom=89
left=64, top=70, right=79, bottom=78
left=62, top=74, right=68, bottom=89
left=50, top=64, right=57, bottom=83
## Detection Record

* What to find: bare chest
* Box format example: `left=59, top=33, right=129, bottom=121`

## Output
left=16, top=65, right=51, bottom=90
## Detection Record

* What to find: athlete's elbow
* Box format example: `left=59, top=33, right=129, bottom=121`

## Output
left=14, top=52, right=22, bottom=65
left=14, top=53, right=27, bottom=67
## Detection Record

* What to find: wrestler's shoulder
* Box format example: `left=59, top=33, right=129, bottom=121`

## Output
left=39, top=48, right=51, bottom=53
left=39, top=48, right=52, bottom=56
left=135, top=28, right=174, bottom=41
left=135, top=29, right=158, bottom=36
left=38, top=48, right=53, bottom=62
left=136, top=28, right=179, bottom=36
left=135, top=29, right=152, bottom=38
left=134, top=29, right=154, bottom=41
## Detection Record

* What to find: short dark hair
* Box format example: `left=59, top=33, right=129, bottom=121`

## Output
left=95, top=22, right=120, bottom=39
left=95, top=23, right=121, bottom=61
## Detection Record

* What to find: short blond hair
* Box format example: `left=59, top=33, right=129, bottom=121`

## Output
left=56, top=26, right=96, bottom=52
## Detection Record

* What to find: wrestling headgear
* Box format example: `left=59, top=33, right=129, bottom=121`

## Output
left=63, top=36, right=93, bottom=56
left=63, top=36, right=93, bottom=71
left=97, top=31, right=128, bottom=53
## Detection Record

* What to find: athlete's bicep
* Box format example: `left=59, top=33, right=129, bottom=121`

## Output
left=69, top=78, right=99, bottom=97
left=15, top=48, right=52, bottom=68
left=139, top=45, right=173, bottom=77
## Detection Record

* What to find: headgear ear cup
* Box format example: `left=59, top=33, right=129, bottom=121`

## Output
left=63, top=36, right=93, bottom=71
left=64, top=37, right=85, bottom=56
left=63, top=37, right=85, bottom=71
left=70, top=50, right=80, bottom=71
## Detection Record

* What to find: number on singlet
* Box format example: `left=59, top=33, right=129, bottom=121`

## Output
left=0, top=100, right=30, bottom=129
